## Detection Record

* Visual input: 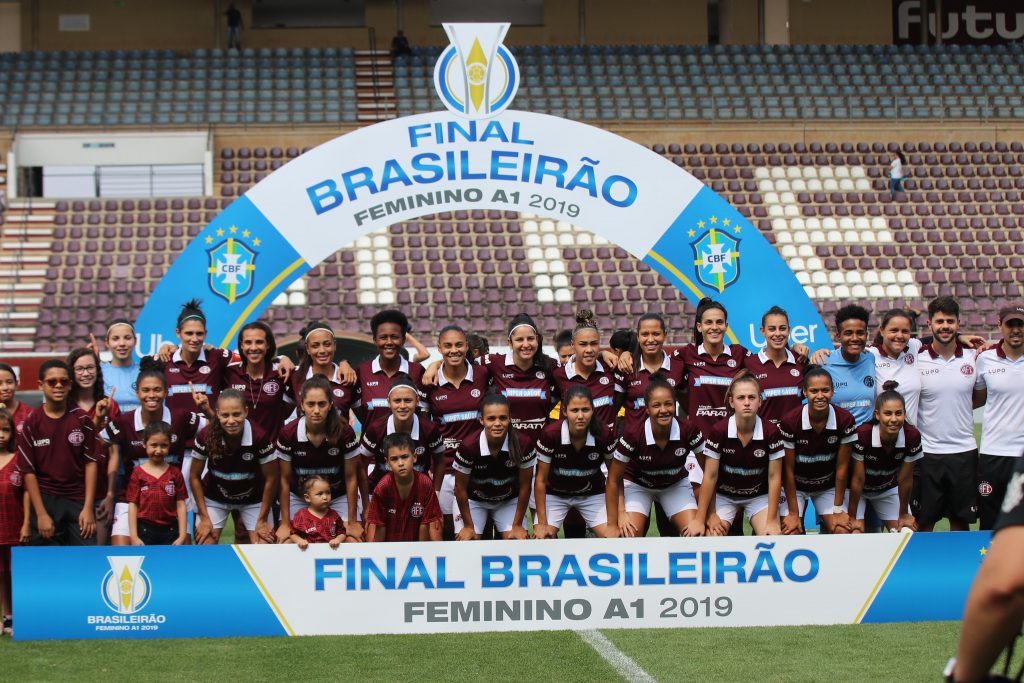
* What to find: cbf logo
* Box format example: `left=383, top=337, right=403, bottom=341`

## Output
left=690, top=221, right=741, bottom=293
left=204, top=227, right=260, bottom=304
left=434, top=23, right=519, bottom=119
left=101, top=556, right=151, bottom=615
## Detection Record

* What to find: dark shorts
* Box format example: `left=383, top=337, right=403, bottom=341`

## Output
left=27, top=493, right=96, bottom=546
left=978, top=454, right=1020, bottom=531
left=138, top=520, right=179, bottom=546
left=993, top=456, right=1024, bottom=533
left=0, top=545, right=10, bottom=574
left=911, top=450, right=978, bottom=526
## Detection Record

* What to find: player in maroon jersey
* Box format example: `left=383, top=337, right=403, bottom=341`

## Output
left=0, top=363, right=32, bottom=438
left=102, top=359, right=204, bottom=545
left=615, top=313, right=687, bottom=431
left=0, top=408, right=27, bottom=634
left=367, top=433, right=443, bottom=542
left=286, top=321, right=357, bottom=419
left=157, top=299, right=234, bottom=413
left=126, top=421, right=189, bottom=546
left=275, top=376, right=361, bottom=542
left=224, top=322, right=290, bottom=443
left=190, top=389, right=278, bottom=544
left=694, top=372, right=786, bottom=537
left=745, top=306, right=807, bottom=428
left=848, top=386, right=922, bottom=532
left=17, top=360, right=98, bottom=545
left=288, top=475, right=347, bottom=549
left=353, top=310, right=426, bottom=424
left=778, top=367, right=858, bottom=534
left=453, top=393, right=533, bottom=540
left=533, top=385, right=616, bottom=538
left=552, top=309, right=623, bottom=433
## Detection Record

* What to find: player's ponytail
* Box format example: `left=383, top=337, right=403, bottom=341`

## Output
left=176, top=298, right=206, bottom=330
left=694, top=298, right=727, bottom=347
left=136, top=356, right=167, bottom=390
left=572, top=309, right=599, bottom=340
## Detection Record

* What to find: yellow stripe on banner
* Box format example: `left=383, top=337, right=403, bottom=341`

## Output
left=646, top=249, right=740, bottom=345
left=854, top=532, right=911, bottom=624
left=233, top=545, right=295, bottom=636
left=218, top=258, right=307, bottom=348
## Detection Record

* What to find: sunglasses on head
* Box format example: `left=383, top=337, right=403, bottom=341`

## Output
left=44, top=378, right=71, bottom=388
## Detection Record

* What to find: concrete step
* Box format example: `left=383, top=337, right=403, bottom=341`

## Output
left=0, top=326, right=36, bottom=337
left=0, top=268, right=46, bottom=278
left=355, top=69, right=393, bottom=77
left=0, top=296, right=43, bottom=306
left=3, top=214, right=56, bottom=224
left=354, top=50, right=391, bottom=57
left=3, top=311, right=39, bottom=321
left=0, top=341, right=35, bottom=351
left=8, top=200, right=56, bottom=210
left=1, top=282, right=44, bottom=291
left=0, top=243, right=50, bottom=253
left=0, top=254, right=49, bottom=264
left=2, top=226, right=54, bottom=237
left=357, top=102, right=399, bottom=110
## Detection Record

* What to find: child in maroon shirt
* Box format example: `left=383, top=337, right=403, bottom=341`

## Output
left=367, top=433, right=443, bottom=542
left=126, top=422, right=188, bottom=546
left=288, top=475, right=346, bottom=549
left=0, top=408, right=28, bottom=634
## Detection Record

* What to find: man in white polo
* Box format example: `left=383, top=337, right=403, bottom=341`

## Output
left=974, top=304, right=1024, bottom=530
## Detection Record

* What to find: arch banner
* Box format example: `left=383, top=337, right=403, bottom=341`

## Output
left=134, top=23, right=829, bottom=355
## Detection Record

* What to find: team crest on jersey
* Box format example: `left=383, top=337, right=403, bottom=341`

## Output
left=674, top=448, right=685, bottom=457
left=328, top=448, right=340, bottom=456
left=599, top=377, right=610, bottom=385
left=979, top=481, right=993, bottom=496
left=333, top=388, right=344, bottom=398
left=588, top=451, right=600, bottom=461
left=410, top=502, right=424, bottom=518
left=9, top=470, right=22, bottom=487
left=790, top=368, right=801, bottom=377
left=691, top=226, right=740, bottom=293
left=242, top=452, right=254, bottom=461
left=727, top=359, right=737, bottom=368
left=827, top=436, right=838, bottom=444
left=535, top=371, right=546, bottom=380
left=263, top=381, right=279, bottom=394
left=904, top=355, right=915, bottom=365
left=753, top=449, right=766, bottom=458
left=164, top=483, right=176, bottom=496
left=960, top=365, right=974, bottom=376
left=415, top=447, right=426, bottom=455
left=199, top=365, right=211, bottom=375
left=863, top=376, right=875, bottom=388
left=470, top=389, right=482, bottom=398
left=205, top=233, right=258, bottom=305
left=434, top=23, right=519, bottom=119
left=68, top=429, right=85, bottom=446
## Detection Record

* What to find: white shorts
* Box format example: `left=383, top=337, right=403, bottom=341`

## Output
left=288, top=492, right=360, bottom=523
left=782, top=489, right=848, bottom=517
left=543, top=493, right=608, bottom=530
left=623, top=478, right=698, bottom=518
left=453, top=497, right=520, bottom=534
left=685, top=453, right=704, bottom=486
left=111, top=501, right=131, bottom=537
left=438, top=473, right=456, bottom=515
left=181, top=452, right=200, bottom=513
left=204, top=499, right=264, bottom=531
left=856, top=487, right=902, bottom=522
left=716, top=492, right=773, bottom=526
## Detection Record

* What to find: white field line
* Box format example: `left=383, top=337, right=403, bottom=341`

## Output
left=577, top=629, right=657, bottom=683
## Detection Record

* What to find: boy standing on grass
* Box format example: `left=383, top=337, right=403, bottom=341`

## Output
left=17, top=360, right=97, bottom=546
left=367, top=433, right=443, bottom=542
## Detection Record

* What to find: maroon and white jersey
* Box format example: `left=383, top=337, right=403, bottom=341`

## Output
left=479, top=352, right=556, bottom=438
left=126, top=465, right=187, bottom=527
left=16, top=405, right=96, bottom=499
left=223, top=361, right=289, bottom=441
left=192, top=420, right=275, bottom=505
left=704, top=416, right=785, bottom=499
left=453, top=429, right=535, bottom=503
left=164, top=347, right=232, bottom=412
left=287, top=364, right=356, bottom=419
left=424, top=361, right=491, bottom=472
left=533, top=419, right=615, bottom=496
left=102, top=406, right=203, bottom=502
left=615, top=351, right=687, bottom=431
left=851, top=422, right=923, bottom=492
left=552, top=358, right=622, bottom=432
left=673, top=343, right=750, bottom=435
left=745, top=349, right=806, bottom=428
left=275, top=416, right=359, bottom=499
left=359, top=413, right=444, bottom=490
left=613, top=417, right=704, bottom=490
left=354, top=355, right=426, bottom=423
left=0, top=456, right=24, bottom=545
left=778, top=404, right=857, bottom=493
left=9, top=401, right=33, bottom=438
left=367, top=471, right=442, bottom=542
left=291, top=507, right=344, bottom=543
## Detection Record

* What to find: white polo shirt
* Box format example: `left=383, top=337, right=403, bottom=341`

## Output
left=869, top=337, right=923, bottom=425
left=975, top=342, right=1024, bottom=457
left=916, top=343, right=978, bottom=454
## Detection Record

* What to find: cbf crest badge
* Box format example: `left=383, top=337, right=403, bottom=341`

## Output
left=206, top=231, right=257, bottom=304
left=434, top=23, right=519, bottom=119
left=691, top=227, right=740, bottom=293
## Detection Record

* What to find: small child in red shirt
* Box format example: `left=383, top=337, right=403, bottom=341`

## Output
left=0, top=408, right=28, bottom=635
left=288, top=475, right=346, bottom=549
left=127, top=422, right=188, bottom=546
left=367, top=433, right=443, bottom=542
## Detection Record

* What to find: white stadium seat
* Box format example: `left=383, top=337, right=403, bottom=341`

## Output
left=535, top=274, right=552, bottom=288
left=810, top=230, right=827, bottom=244
left=377, top=291, right=395, bottom=305
left=823, top=179, right=839, bottom=191
left=818, top=167, right=834, bottom=179
left=273, top=292, right=288, bottom=306
left=537, top=288, right=554, bottom=303
left=834, top=284, right=851, bottom=298
left=802, top=166, right=818, bottom=179
left=780, top=244, right=797, bottom=258
left=358, top=262, right=374, bottom=276
left=755, top=167, right=771, bottom=179
left=798, top=245, right=814, bottom=257
left=816, top=285, right=833, bottom=299
left=851, top=284, right=868, bottom=298
left=868, top=284, right=885, bottom=297
left=532, top=260, right=549, bottom=274
left=829, top=271, right=845, bottom=285
left=846, top=271, right=863, bottom=285
left=804, top=285, right=817, bottom=299
left=554, top=288, right=572, bottom=302
left=812, top=271, right=828, bottom=285
left=863, top=271, right=880, bottom=284
left=786, top=166, right=802, bottom=179
left=359, top=291, right=377, bottom=305
left=523, top=220, right=539, bottom=233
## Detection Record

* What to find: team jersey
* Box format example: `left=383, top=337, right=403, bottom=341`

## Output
left=0, top=456, right=24, bottom=545
left=353, top=356, right=426, bottom=422
left=533, top=419, right=615, bottom=496
left=359, top=413, right=444, bottom=490
left=192, top=420, right=275, bottom=505
left=424, top=361, right=490, bottom=472
left=223, top=361, right=290, bottom=441
left=745, top=349, right=805, bottom=427
left=287, top=364, right=356, bottom=419
left=917, top=343, right=979, bottom=454
left=102, top=361, right=141, bottom=413
left=126, top=465, right=187, bottom=527
left=613, top=417, right=705, bottom=490
left=9, top=401, right=33, bottom=438
left=615, top=351, right=687, bottom=430
left=824, top=349, right=876, bottom=425
left=275, top=417, right=360, bottom=500
left=16, top=405, right=96, bottom=499
left=703, top=416, right=785, bottom=499
left=778, top=404, right=858, bottom=493
left=552, top=358, right=621, bottom=432
left=851, top=422, right=923, bottom=492
left=164, top=347, right=232, bottom=412
left=869, top=337, right=924, bottom=425
left=479, top=352, right=556, bottom=438
left=975, top=343, right=1024, bottom=457
left=83, top=398, right=120, bottom=501
left=673, top=343, right=751, bottom=435
left=102, top=406, right=203, bottom=502
left=453, top=429, right=535, bottom=503
left=291, top=507, right=344, bottom=544
left=366, top=471, right=443, bottom=542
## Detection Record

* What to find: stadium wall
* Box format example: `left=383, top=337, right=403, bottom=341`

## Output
left=788, top=0, right=894, bottom=45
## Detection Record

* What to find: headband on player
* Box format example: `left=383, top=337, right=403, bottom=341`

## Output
left=387, top=381, right=419, bottom=398
left=304, top=323, right=335, bottom=342
left=105, top=321, right=135, bottom=336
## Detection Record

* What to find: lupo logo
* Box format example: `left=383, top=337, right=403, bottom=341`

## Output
left=433, top=23, right=520, bottom=119
left=101, top=556, right=152, bottom=615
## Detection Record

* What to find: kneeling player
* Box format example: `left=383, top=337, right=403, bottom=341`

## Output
left=366, top=433, right=442, bottom=542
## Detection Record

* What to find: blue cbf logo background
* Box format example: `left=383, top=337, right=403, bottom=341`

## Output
left=434, top=23, right=520, bottom=119
left=207, top=234, right=257, bottom=304
left=691, top=227, right=741, bottom=293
